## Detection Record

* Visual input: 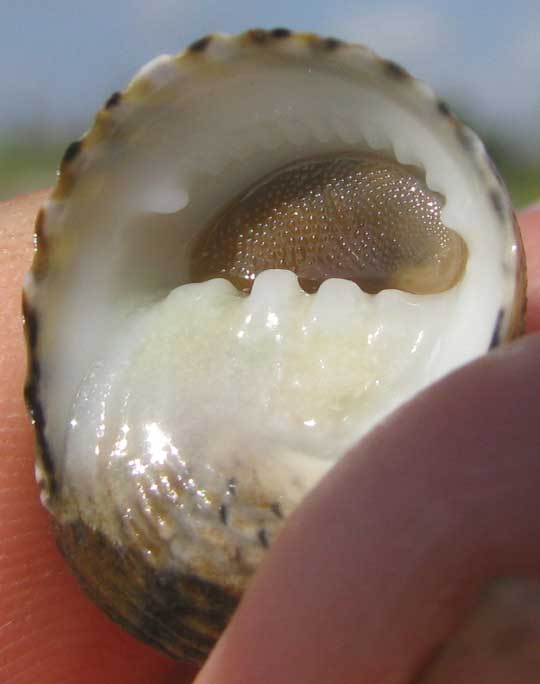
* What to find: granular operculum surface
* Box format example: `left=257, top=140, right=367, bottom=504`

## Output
left=192, top=155, right=468, bottom=295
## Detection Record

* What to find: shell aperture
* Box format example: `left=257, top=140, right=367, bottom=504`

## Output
left=24, top=30, right=525, bottom=664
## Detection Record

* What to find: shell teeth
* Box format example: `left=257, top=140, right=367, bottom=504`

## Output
left=176, top=277, right=238, bottom=300
left=362, top=120, right=390, bottom=151
left=424, top=167, right=447, bottom=196
left=317, top=277, right=362, bottom=297
left=392, top=138, right=422, bottom=168
left=249, top=269, right=303, bottom=303
left=309, top=279, right=377, bottom=333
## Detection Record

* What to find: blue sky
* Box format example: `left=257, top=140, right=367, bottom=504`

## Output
left=2, top=0, right=539, bottom=157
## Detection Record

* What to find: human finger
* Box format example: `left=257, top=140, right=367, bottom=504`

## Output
left=0, top=191, right=197, bottom=684
left=518, top=207, right=540, bottom=332
left=196, top=334, right=540, bottom=683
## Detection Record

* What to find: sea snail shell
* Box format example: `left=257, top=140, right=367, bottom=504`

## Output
left=23, top=29, right=526, bottom=664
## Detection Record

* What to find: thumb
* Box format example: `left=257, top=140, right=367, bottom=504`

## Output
left=195, top=333, right=540, bottom=684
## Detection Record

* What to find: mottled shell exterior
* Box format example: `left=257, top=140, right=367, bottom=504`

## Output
left=23, top=29, right=526, bottom=664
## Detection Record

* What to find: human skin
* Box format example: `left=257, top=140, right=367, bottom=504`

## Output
left=0, top=191, right=539, bottom=683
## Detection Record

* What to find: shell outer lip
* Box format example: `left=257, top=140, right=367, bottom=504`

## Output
left=22, top=27, right=527, bottom=663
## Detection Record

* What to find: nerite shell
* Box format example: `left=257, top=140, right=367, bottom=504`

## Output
left=24, top=29, right=526, bottom=664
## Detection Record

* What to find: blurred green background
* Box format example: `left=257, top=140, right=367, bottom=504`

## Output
left=2, top=1, right=539, bottom=208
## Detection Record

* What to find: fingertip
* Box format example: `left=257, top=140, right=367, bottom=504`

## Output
left=0, top=190, right=196, bottom=683
left=0, top=384, right=190, bottom=683
left=196, top=334, right=540, bottom=684
left=518, top=206, right=540, bottom=332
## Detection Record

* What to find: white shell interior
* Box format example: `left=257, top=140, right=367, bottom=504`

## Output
left=31, top=44, right=516, bottom=557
